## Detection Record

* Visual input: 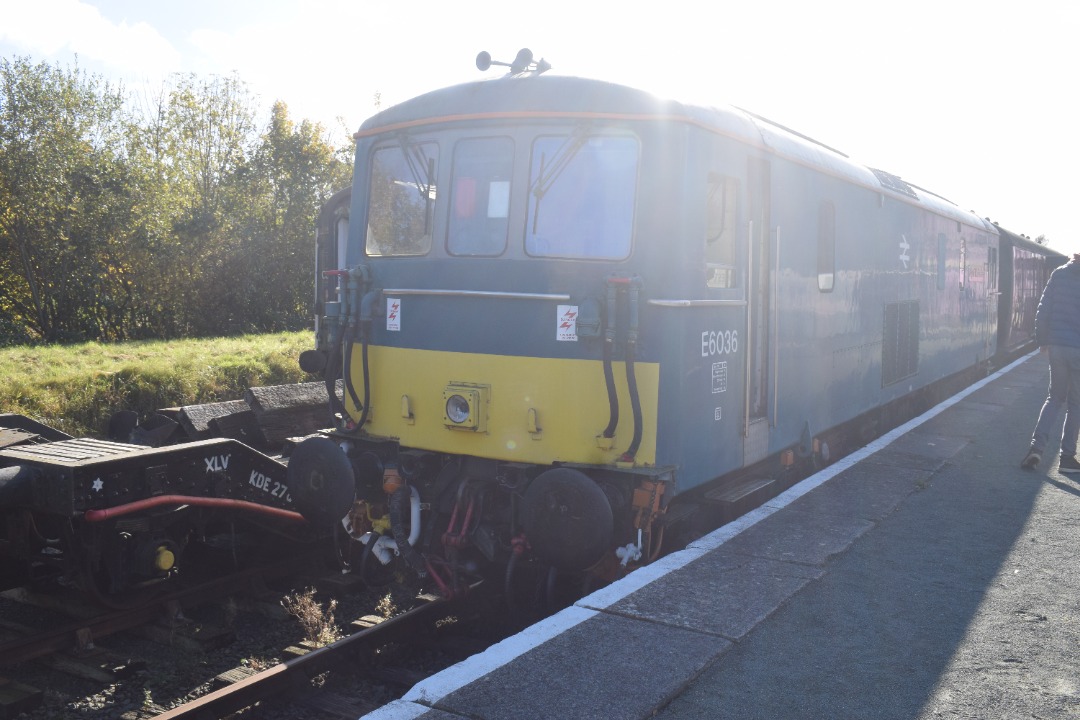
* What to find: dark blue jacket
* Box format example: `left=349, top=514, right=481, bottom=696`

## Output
left=1035, top=255, right=1080, bottom=349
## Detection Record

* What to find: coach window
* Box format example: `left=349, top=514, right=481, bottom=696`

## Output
left=705, top=173, right=738, bottom=288
left=937, top=233, right=947, bottom=290
left=365, top=141, right=438, bottom=256
left=448, top=137, right=514, bottom=256
left=525, top=133, right=637, bottom=259
left=959, top=236, right=967, bottom=290
left=988, top=245, right=998, bottom=293
left=818, top=200, right=836, bottom=292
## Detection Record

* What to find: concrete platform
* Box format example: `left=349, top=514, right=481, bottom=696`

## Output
left=364, top=352, right=1080, bottom=720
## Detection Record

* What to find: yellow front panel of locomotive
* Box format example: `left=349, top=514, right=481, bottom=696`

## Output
left=347, top=346, right=658, bottom=466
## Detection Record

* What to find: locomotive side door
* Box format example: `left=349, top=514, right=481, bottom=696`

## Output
left=743, top=157, right=772, bottom=464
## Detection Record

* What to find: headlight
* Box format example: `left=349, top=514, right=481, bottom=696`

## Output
left=445, top=394, right=471, bottom=424
left=442, top=385, right=487, bottom=431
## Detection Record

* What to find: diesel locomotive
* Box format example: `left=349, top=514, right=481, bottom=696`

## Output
left=304, top=50, right=1063, bottom=594
left=0, top=50, right=1065, bottom=606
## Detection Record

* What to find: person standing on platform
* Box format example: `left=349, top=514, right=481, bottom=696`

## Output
left=1021, top=252, right=1080, bottom=473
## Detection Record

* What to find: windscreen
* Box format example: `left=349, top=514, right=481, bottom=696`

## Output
left=365, top=142, right=438, bottom=256
left=362, top=130, right=639, bottom=260
left=525, top=134, right=638, bottom=259
left=447, top=137, right=514, bottom=256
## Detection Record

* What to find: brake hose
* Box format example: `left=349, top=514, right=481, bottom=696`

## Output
left=601, top=280, right=620, bottom=439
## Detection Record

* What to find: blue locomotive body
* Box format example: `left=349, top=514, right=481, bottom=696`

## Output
left=327, top=73, right=1012, bottom=490
left=307, top=61, right=1063, bottom=587
left=643, top=103, right=1000, bottom=493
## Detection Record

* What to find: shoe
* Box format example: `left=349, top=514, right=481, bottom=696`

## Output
left=1059, top=455, right=1080, bottom=473
left=1020, top=449, right=1042, bottom=469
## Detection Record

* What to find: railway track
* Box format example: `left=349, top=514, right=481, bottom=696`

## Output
left=155, top=587, right=469, bottom=720
left=0, top=564, right=493, bottom=720
left=0, top=565, right=297, bottom=669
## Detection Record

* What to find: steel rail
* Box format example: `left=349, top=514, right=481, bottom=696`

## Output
left=155, top=584, right=479, bottom=720
left=0, top=564, right=298, bottom=667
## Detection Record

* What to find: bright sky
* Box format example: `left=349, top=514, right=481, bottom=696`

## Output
left=1, top=0, right=1077, bottom=255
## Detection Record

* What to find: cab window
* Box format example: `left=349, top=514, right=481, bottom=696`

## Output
left=447, top=137, right=514, bottom=256
left=365, top=142, right=438, bottom=256
left=525, top=134, right=637, bottom=259
left=706, top=173, right=738, bottom=288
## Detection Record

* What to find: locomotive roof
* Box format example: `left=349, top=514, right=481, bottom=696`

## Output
left=358, top=74, right=993, bottom=234
left=357, top=74, right=760, bottom=140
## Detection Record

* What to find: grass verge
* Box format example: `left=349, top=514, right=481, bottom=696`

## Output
left=0, top=331, right=315, bottom=437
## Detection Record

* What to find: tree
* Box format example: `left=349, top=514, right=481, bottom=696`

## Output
left=0, top=56, right=136, bottom=342
left=0, top=58, right=354, bottom=344
left=125, top=72, right=272, bottom=337
left=200, top=101, right=351, bottom=334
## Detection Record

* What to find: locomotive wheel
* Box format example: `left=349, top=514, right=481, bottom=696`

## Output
left=521, top=468, right=614, bottom=572
left=358, top=535, right=395, bottom=587
left=331, top=520, right=393, bottom=587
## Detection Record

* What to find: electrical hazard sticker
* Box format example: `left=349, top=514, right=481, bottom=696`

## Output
left=557, top=305, right=578, bottom=342
left=386, top=298, right=401, bottom=331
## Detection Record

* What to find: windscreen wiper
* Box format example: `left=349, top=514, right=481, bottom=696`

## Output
left=397, top=134, right=435, bottom=234
left=529, top=126, right=589, bottom=234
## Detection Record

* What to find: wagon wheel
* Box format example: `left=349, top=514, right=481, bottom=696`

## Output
left=79, top=545, right=166, bottom=610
